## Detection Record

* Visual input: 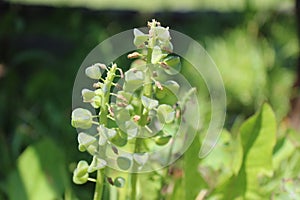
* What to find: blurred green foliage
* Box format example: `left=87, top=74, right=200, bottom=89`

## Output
left=0, top=0, right=299, bottom=199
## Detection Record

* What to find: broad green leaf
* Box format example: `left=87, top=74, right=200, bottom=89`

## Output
left=222, top=103, right=277, bottom=199
left=201, top=130, right=243, bottom=187
left=184, top=133, right=207, bottom=200
left=7, top=139, right=67, bottom=200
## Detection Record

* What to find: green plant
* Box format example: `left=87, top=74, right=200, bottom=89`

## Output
left=71, top=19, right=195, bottom=200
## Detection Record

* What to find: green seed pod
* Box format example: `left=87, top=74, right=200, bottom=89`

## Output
left=110, top=129, right=127, bottom=147
left=71, top=108, right=93, bottom=129
left=114, top=177, right=126, bottom=188
left=154, top=135, right=172, bottom=146
left=116, top=156, right=132, bottom=170
left=75, top=160, right=89, bottom=177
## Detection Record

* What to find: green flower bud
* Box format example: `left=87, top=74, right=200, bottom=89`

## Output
left=114, top=177, right=126, bottom=188
left=157, top=104, right=175, bottom=124
left=73, top=173, right=89, bottom=185
left=73, top=160, right=89, bottom=184
left=71, top=108, right=93, bottom=129
left=85, top=65, right=102, bottom=79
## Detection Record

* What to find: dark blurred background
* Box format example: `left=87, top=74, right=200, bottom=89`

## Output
left=0, top=0, right=298, bottom=199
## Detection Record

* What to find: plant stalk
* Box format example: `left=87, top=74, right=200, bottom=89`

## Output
left=130, top=47, right=153, bottom=200
left=93, top=65, right=117, bottom=200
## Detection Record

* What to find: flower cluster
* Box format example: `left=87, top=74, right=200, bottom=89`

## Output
left=71, top=20, right=195, bottom=193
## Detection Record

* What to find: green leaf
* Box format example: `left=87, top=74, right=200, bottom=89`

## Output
left=7, top=139, right=68, bottom=200
left=184, top=133, right=207, bottom=200
left=201, top=129, right=243, bottom=186
left=222, top=103, right=277, bottom=199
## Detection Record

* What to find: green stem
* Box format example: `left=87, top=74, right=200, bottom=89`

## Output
left=130, top=47, right=153, bottom=200
left=93, top=64, right=117, bottom=200
left=93, top=170, right=104, bottom=200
